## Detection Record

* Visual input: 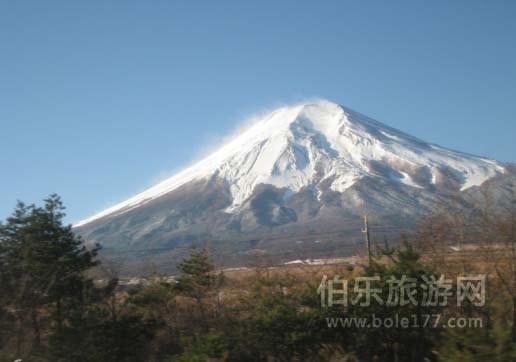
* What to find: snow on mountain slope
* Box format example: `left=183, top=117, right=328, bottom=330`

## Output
left=75, top=100, right=505, bottom=227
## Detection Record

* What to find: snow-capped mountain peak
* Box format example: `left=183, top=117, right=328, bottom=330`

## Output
left=75, top=100, right=504, bottom=227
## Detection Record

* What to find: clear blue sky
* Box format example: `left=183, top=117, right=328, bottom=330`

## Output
left=1, top=0, right=515, bottom=223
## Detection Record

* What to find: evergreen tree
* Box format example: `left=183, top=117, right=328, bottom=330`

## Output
left=346, top=243, right=444, bottom=362
left=174, top=247, right=223, bottom=324
left=175, top=247, right=221, bottom=302
left=0, top=195, right=99, bottom=358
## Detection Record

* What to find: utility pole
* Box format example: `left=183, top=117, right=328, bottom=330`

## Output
left=362, top=215, right=372, bottom=265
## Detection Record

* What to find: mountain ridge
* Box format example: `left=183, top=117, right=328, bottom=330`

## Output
left=76, top=100, right=504, bottom=228
left=74, top=100, right=512, bottom=274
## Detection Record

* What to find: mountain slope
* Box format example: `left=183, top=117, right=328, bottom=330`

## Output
left=76, top=100, right=503, bottom=226
left=74, top=100, right=507, bottom=273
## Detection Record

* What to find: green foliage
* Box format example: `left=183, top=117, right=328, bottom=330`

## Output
left=0, top=195, right=98, bottom=308
left=175, top=247, right=223, bottom=302
left=3, top=196, right=516, bottom=361
left=48, top=307, right=155, bottom=362
left=167, top=330, right=230, bottom=362
left=226, top=272, right=328, bottom=361
left=0, top=195, right=99, bottom=358
left=438, top=298, right=516, bottom=361
left=344, top=243, right=443, bottom=361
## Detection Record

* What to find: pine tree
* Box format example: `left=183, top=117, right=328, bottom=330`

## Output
left=175, top=247, right=222, bottom=307
left=0, top=194, right=99, bottom=358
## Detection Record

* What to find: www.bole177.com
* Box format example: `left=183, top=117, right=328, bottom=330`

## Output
left=325, top=314, right=483, bottom=329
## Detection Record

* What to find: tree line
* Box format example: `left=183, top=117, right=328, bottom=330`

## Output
left=0, top=193, right=515, bottom=361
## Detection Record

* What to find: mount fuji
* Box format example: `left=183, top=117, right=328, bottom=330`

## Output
left=75, top=100, right=511, bottom=273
